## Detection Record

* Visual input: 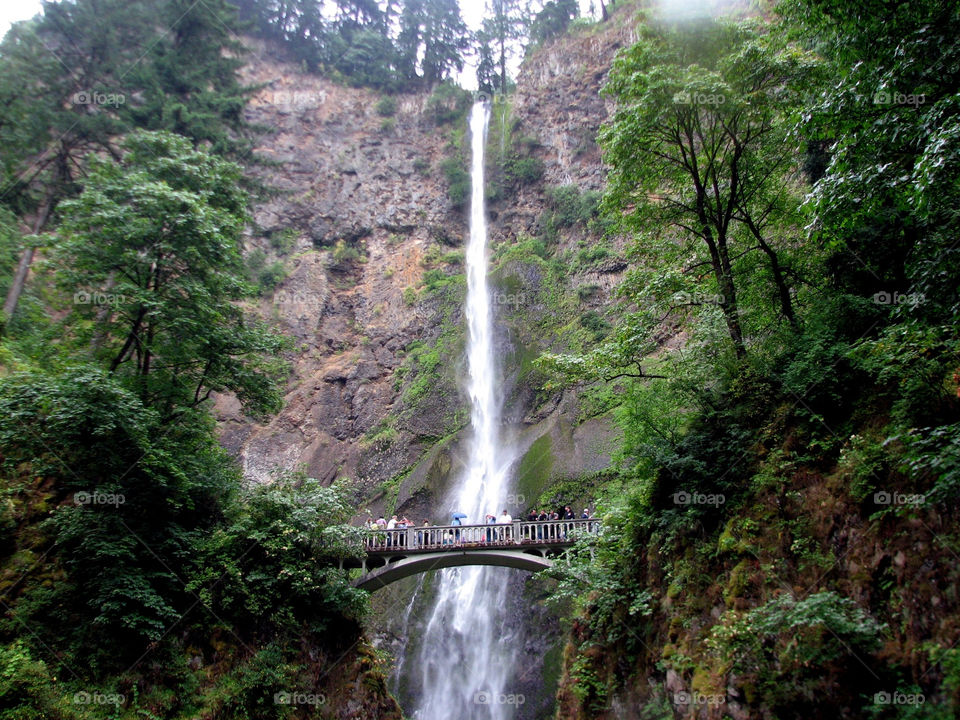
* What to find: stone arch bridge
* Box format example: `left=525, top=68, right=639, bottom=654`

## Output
left=345, top=519, right=599, bottom=592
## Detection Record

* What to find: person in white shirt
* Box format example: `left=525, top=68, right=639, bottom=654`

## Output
left=386, top=515, right=398, bottom=546
left=498, top=509, right=512, bottom=542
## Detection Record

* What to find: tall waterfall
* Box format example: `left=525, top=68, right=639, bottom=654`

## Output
left=410, top=101, right=520, bottom=719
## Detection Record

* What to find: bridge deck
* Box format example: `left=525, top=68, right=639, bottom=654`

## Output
left=361, top=519, right=598, bottom=555
left=349, top=520, right=599, bottom=591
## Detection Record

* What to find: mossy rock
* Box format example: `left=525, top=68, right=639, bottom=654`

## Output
left=515, top=433, right=555, bottom=507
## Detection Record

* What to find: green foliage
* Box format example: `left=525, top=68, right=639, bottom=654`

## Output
left=269, top=228, right=297, bottom=255
left=413, top=157, right=431, bottom=175
left=440, top=156, right=470, bottom=209
left=0, top=366, right=236, bottom=666
left=426, top=81, right=473, bottom=125
left=600, top=17, right=815, bottom=356
left=331, top=238, right=366, bottom=266
left=376, top=96, right=397, bottom=117
left=0, top=641, right=63, bottom=719
left=529, top=0, right=580, bottom=46
left=708, top=592, right=885, bottom=706
left=190, top=472, right=367, bottom=635
left=579, top=310, right=610, bottom=341
left=545, top=185, right=601, bottom=228
left=503, top=156, right=545, bottom=186
left=57, top=131, right=287, bottom=419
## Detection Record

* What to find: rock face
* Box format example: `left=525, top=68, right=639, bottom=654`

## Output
left=216, top=41, right=470, bottom=496
left=217, top=10, right=638, bottom=517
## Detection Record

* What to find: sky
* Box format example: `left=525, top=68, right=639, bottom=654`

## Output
left=0, top=0, right=43, bottom=38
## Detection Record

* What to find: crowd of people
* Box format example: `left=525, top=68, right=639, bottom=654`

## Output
left=362, top=505, right=595, bottom=548
left=363, top=505, right=593, bottom=531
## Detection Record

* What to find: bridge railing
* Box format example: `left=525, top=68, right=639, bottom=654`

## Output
left=362, top=519, right=599, bottom=553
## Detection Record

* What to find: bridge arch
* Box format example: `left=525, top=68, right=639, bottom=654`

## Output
left=352, top=549, right=553, bottom=592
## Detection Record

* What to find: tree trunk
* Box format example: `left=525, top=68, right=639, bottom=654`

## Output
left=2, top=199, right=54, bottom=327
left=742, top=216, right=797, bottom=327
left=696, top=188, right=746, bottom=358
left=600, top=0, right=609, bottom=22
left=499, top=35, right=507, bottom=93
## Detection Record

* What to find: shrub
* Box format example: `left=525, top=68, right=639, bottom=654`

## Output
left=504, top=156, right=545, bottom=185
left=440, top=157, right=470, bottom=209
left=413, top=157, right=430, bottom=175
left=426, top=81, right=473, bottom=125
left=269, top=228, right=297, bottom=254
left=331, top=239, right=364, bottom=266
left=546, top=185, right=600, bottom=228
left=708, top=591, right=884, bottom=678
left=376, top=95, right=396, bottom=117
left=190, top=472, right=367, bottom=634
left=259, top=261, right=287, bottom=293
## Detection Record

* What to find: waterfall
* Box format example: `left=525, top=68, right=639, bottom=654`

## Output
left=409, top=101, right=520, bottom=719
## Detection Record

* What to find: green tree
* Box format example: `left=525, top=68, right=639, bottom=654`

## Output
left=529, top=0, right=579, bottom=46
left=190, top=472, right=367, bottom=635
left=396, top=0, right=469, bottom=86
left=56, top=131, right=286, bottom=420
left=0, top=366, right=238, bottom=665
left=484, top=0, right=527, bottom=92
left=600, top=18, right=814, bottom=359
left=0, top=0, right=254, bottom=326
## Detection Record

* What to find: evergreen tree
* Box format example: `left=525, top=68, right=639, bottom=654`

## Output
left=0, top=0, right=254, bottom=327
left=476, top=27, right=499, bottom=93
left=396, top=0, right=469, bottom=87
left=529, top=0, right=579, bottom=45
left=485, top=0, right=527, bottom=93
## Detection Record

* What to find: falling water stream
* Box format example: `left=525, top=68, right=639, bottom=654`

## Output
left=407, top=100, right=522, bottom=719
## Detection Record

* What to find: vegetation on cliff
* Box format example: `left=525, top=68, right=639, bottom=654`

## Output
left=537, top=1, right=960, bottom=717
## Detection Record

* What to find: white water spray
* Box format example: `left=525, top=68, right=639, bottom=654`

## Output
left=410, top=101, right=520, bottom=720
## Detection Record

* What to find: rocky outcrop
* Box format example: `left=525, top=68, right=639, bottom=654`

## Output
left=215, top=43, right=470, bottom=495
left=217, top=13, right=637, bottom=517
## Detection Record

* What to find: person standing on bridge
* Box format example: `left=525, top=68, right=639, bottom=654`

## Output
left=451, top=512, right=466, bottom=544
left=536, top=509, right=548, bottom=540
left=498, top=509, right=512, bottom=543
left=484, top=513, right=496, bottom=543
